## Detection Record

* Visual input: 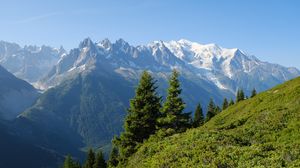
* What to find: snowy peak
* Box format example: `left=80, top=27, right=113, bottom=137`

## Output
left=97, top=38, right=112, bottom=50
left=38, top=38, right=299, bottom=94
left=0, top=41, right=67, bottom=83
left=79, top=37, right=95, bottom=49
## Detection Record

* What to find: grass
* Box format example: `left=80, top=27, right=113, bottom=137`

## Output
left=123, top=77, right=300, bottom=168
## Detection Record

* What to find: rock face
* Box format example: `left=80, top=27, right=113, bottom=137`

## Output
left=39, top=38, right=300, bottom=95
left=0, top=65, right=39, bottom=120
left=0, top=41, right=66, bottom=84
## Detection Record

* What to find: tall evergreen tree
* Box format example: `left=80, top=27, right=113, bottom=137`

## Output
left=114, top=71, right=161, bottom=158
left=193, top=103, right=204, bottom=127
left=229, top=98, right=234, bottom=106
left=206, top=98, right=216, bottom=121
left=63, top=155, right=81, bottom=168
left=251, top=88, right=257, bottom=98
left=108, top=146, right=119, bottom=167
left=84, top=149, right=95, bottom=168
left=158, top=70, right=191, bottom=134
left=222, top=98, right=229, bottom=110
left=236, top=89, right=245, bottom=102
left=93, top=150, right=106, bottom=168
left=215, top=106, right=221, bottom=114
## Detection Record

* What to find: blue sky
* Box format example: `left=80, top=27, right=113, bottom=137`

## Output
left=0, top=0, right=299, bottom=68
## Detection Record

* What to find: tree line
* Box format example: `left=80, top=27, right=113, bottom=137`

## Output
left=63, top=70, right=257, bottom=168
left=63, top=149, right=106, bottom=168
left=108, top=70, right=257, bottom=167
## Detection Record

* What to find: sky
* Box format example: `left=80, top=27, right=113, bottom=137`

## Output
left=0, top=0, right=299, bottom=68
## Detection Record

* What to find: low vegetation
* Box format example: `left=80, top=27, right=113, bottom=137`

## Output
left=123, top=77, right=300, bottom=167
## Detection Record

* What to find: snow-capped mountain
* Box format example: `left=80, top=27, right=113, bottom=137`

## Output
left=38, top=38, right=299, bottom=95
left=15, top=38, right=299, bottom=161
left=0, top=41, right=66, bottom=84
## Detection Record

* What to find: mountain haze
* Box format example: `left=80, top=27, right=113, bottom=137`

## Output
left=13, top=38, right=299, bottom=158
left=0, top=65, right=39, bottom=120
left=0, top=41, right=66, bottom=84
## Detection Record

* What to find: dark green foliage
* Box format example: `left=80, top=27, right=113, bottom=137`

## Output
left=251, top=88, right=257, bottom=98
left=158, top=70, right=191, bottom=134
left=93, top=150, right=106, bottom=168
left=236, top=89, right=245, bottom=102
left=206, top=98, right=216, bottom=121
left=114, top=71, right=161, bottom=159
left=84, top=149, right=95, bottom=168
left=108, top=146, right=119, bottom=167
left=222, top=98, right=229, bottom=110
left=215, top=106, right=221, bottom=114
left=123, top=77, right=300, bottom=168
left=193, top=103, right=204, bottom=128
left=229, top=98, right=235, bottom=106
left=63, top=155, right=81, bottom=168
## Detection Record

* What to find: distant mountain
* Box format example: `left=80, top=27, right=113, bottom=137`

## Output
left=0, top=65, right=39, bottom=120
left=0, top=41, right=66, bottom=84
left=39, top=38, right=299, bottom=95
left=124, top=76, right=300, bottom=167
left=13, top=38, right=299, bottom=161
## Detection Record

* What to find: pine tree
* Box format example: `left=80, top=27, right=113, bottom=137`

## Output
left=108, top=146, right=119, bottom=167
left=114, top=71, right=161, bottom=158
left=193, top=103, right=204, bottom=127
left=158, top=70, right=191, bottom=134
left=63, top=155, right=81, bottom=168
left=229, top=98, right=234, bottom=106
left=63, top=155, right=74, bottom=168
left=206, top=98, right=216, bottom=121
left=84, top=149, right=95, bottom=168
left=236, top=89, right=245, bottom=102
left=93, top=150, right=106, bottom=168
left=222, top=98, right=229, bottom=110
left=215, top=106, right=221, bottom=114
left=251, top=88, right=257, bottom=98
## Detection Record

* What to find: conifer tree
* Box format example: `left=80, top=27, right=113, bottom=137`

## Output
left=251, top=88, right=257, bottom=98
left=108, top=146, right=119, bottom=167
left=193, top=103, right=204, bottom=127
left=206, top=98, right=216, bottom=121
left=84, top=149, right=95, bottom=168
left=215, top=106, right=221, bottom=114
left=63, top=155, right=81, bottom=168
left=158, top=70, right=191, bottom=134
left=114, top=71, right=161, bottom=158
left=236, top=89, right=245, bottom=102
left=222, top=98, right=229, bottom=110
left=93, top=150, right=106, bottom=168
left=229, top=98, right=234, bottom=106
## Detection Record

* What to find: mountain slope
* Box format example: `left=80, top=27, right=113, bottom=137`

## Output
left=0, top=65, right=39, bottom=120
left=0, top=121, right=63, bottom=168
left=125, top=77, right=300, bottom=167
left=0, top=41, right=66, bottom=83
left=14, top=65, right=135, bottom=159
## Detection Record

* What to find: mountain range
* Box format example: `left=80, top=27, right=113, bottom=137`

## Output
left=0, top=41, right=66, bottom=84
left=0, top=38, right=299, bottom=167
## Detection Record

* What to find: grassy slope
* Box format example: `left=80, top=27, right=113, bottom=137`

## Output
left=125, top=77, right=300, bottom=168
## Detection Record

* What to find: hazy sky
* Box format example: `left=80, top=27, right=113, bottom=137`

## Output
left=0, top=0, right=299, bottom=68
